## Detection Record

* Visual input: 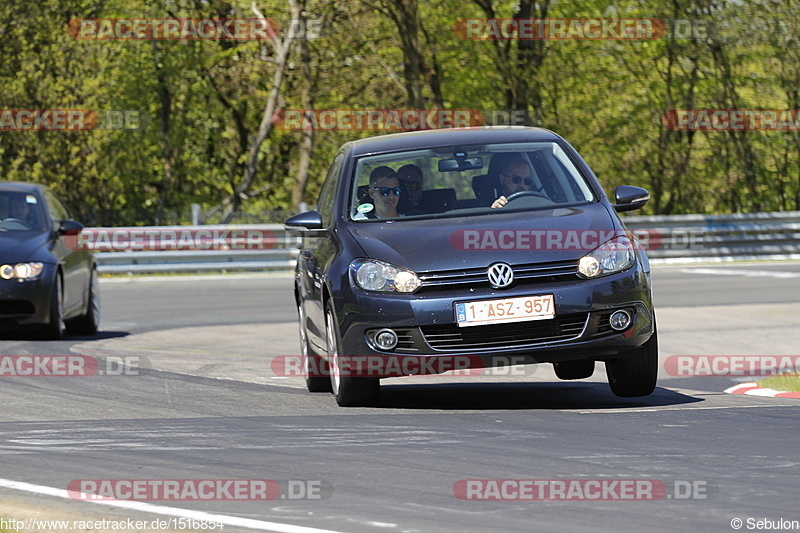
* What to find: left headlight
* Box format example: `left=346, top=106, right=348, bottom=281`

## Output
left=577, top=237, right=635, bottom=278
left=0, top=262, right=45, bottom=280
left=350, top=259, right=420, bottom=293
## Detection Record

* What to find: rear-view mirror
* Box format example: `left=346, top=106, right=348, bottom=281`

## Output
left=438, top=156, right=483, bottom=172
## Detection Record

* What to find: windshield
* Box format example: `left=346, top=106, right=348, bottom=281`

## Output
left=349, top=142, right=595, bottom=221
left=0, top=192, right=46, bottom=231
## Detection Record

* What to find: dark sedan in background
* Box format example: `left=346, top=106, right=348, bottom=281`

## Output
left=286, top=127, right=656, bottom=406
left=0, top=182, right=99, bottom=339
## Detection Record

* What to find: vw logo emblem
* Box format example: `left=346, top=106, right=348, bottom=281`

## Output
left=487, top=262, right=514, bottom=289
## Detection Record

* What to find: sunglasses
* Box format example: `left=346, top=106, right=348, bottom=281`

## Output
left=372, top=187, right=403, bottom=196
left=404, top=183, right=422, bottom=191
left=503, top=173, right=533, bottom=186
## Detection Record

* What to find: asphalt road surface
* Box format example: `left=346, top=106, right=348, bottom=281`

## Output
left=0, top=264, right=798, bottom=533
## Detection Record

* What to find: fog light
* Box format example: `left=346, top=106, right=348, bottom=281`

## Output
left=609, top=310, right=632, bottom=331
left=374, top=329, right=398, bottom=350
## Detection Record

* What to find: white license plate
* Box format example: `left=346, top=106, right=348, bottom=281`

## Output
left=455, top=294, right=555, bottom=327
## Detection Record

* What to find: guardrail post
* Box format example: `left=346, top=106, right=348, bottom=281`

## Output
left=191, top=204, right=201, bottom=225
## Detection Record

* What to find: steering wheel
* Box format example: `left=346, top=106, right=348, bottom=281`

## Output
left=0, top=217, right=29, bottom=229
left=504, top=190, right=550, bottom=203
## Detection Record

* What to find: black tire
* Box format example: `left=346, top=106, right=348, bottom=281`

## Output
left=605, top=330, right=658, bottom=397
left=298, top=300, right=331, bottom=392
left=553, top=359, right=595, bottom=380
left=40, top=273, right=65, bottom=340
left=67, top=268, right=100, bottom=335
left=326, top=302, right=379, bottom=407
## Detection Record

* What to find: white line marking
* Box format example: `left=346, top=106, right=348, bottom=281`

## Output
left=0, top=477, right=343, bottom=533
left=573, top=402, right=799, bottom=414
left=680, top=268, right=800, bottom=279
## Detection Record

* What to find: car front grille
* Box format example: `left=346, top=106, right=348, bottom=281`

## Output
left=416, top=260, right=579, bottom=292
left=395, top=329, right=417, bottom=351
left=419, top=314, right=588, bottom=351
left=594, top=311, right=613, bottom=336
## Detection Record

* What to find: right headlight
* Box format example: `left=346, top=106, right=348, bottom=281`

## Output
left=350, top=258, right=420, bottom=293
left=0, top=262, right=44, bottom=281
left=577, top=236, right=635, bottom=278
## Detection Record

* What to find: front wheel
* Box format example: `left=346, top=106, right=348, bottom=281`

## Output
left=67, top=268, right=100, bottom=335
left=40, top=273, right=64, bottom=340
left=299, top=300, right=331, bottom=392
left=605, top=330, right=658, bottom=397
left=326, top=302, right=379, bottom=407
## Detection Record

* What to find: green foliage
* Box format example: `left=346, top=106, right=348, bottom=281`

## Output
left=1, top=0, right=798, bottom=224
left=757, top=374, right=800, bottom=392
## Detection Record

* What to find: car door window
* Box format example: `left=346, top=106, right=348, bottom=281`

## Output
left=43, top=190, right=70, bottom=224
left=317, top=152, right=344, bottom=226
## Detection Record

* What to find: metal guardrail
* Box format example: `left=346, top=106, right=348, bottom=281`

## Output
left=93, top=224, right=299, bottom=274
left=622, top=210, right=800, bottom=261
left=93, top=212, right=800, bottom=273
left=97, top=249, right=299, bottom=273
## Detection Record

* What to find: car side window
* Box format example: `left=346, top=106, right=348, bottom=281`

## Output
left=317, top=153, right=344, bottom=226
left=43, top=190, right=70, bottom=224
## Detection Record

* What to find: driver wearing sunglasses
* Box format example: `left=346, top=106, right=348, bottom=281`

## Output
left=366, top=165, right=402, bottom=219
left=491, top=157, right=535, bottom=209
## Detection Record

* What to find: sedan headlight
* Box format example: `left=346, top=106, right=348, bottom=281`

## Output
left=578, top=237, right=635, bottom=278
left=351, top=259, right=420, bottom=293
left=0, top=262, right=44, bottom=280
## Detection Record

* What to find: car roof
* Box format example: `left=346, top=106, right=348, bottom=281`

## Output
left=0, top=181, right=48, bottom=195
left=346, top=126, right=563, bottom=156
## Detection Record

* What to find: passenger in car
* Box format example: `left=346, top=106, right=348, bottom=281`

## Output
left=397, top=164, right=425, bottom=215
left=489, top=154, right=535, bottom=208
left=365, top=166, right=402, bottom=219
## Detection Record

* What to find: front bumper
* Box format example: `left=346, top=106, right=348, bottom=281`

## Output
left=0, top=264, right=55, bottom=327
left=333, top=266, right=654, bottom=377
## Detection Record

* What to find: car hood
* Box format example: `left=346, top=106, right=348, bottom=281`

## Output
left=0, top=231, right=50, bottom=263
left=347, top=203, right=620, bottom=272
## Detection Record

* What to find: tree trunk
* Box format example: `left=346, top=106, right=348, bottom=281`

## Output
left=220, top=0, right=302, bottom=223
left=152, top=41, right=174, bottom=225
left=291, top=6, right=315, bottom=211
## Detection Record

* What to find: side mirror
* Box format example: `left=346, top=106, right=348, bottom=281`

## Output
left=58, top=219, right=84, bottom=236
left=284, top=210, right=324, bottom=231
left=613, top=186, right=650, bottom=213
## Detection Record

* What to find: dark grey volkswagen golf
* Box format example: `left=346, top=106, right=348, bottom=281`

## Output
left=286, top=127, right=656, bottom=406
